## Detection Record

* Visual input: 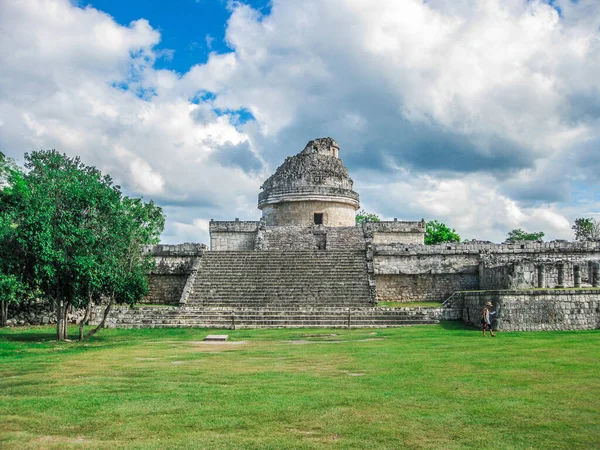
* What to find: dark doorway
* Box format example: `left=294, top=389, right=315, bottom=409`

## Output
left=314, top=213, right=323, bottom=225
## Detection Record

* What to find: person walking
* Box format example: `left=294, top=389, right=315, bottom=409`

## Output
left=482, top=301, right=497, bottom=337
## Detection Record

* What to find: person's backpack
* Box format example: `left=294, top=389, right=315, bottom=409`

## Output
left=480, top=307, right=487, bottom=324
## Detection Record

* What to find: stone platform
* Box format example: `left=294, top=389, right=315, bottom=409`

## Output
left=460, top=289, right=600, bottom=331
left=96, top=305, right=448, bottom=329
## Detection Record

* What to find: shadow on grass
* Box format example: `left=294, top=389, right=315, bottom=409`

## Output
left=438, top=320, right=470, bottom=331
left=0, top=326, right=113, bottom=344
left=0, top=329, right=58, bottom=342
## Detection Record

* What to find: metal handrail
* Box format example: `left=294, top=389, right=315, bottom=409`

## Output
left=441, top=291, right=460, bottom=308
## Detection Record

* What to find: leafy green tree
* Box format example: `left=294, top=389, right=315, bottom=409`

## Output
left=0, top=153, right=28, bottom=326
left=84, top=196, right=164, bottom=340
left=572, top=218, right=600, bottom=241
left=3, top=150, right=164, bottom=340
left=425, top=220, right=461, bottom=245
left=0, top=275, right=27, bottom=327
left=506, top=229, right=545, bottom=243
left=355, top=210, right=381, bottom=225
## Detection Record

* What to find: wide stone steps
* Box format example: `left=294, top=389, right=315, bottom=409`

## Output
left=184, top=303, right=373, bottom=308
left=100, top=306, right=439, bottom=329
left=188, top=250, right=373, bottom=307
left=114, top=312, right=433, bottom=319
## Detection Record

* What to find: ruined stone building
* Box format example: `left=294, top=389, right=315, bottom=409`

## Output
left=99, top=138, right=600, bottom=331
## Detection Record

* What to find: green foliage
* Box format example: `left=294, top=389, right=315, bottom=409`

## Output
left=355, top=209, right=381, bottom=225
left=0, top=274, right=25, bottom=303
left=506, top=228, right=545, bottom=242
left=0, top=150, right=165, bottom=338
left=425, top=220, right=461, bottom=245
left=0, top=154, right=28, bottom=326
left=572, top=218, right=600, bottom=241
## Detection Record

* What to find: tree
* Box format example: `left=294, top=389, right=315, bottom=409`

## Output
left=3, top=150, right=164, bottom=340
left=506, top=229, right=544, bottom=243
left=572, top=218, right=600, bottom=241
left=84, top=196, right=164, bottom=340
left=0, top=153, right=28, bottom=326
left=355, top=210, right=381, bottom=225
left=0, top=275, right=27, bottom=327
left=425, top=220, right=461, bottom=245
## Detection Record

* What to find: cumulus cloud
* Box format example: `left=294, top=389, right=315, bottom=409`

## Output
left=0, top=0, right=265, bottom=244
left=1, top=0, right=599, bottom=244
left=198, top=0, right=600, bottom=240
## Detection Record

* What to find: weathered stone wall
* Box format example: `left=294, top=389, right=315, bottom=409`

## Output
left=141, top=243, right=205, bottom=304
left=479, top=264, right=510, bottom=290
left=258, top=139, right=360, bottom=226
left=143, top=274, right=188, bottom=305
left=261, top=200, right=356, bottom=227
left=325, top=227, right=366, bottom=251
left=370, top=221, right=425, bottom=245
left=373, top=248, right=481, bottom=302
left=209, top=220, right=259, bottom=251
left=374, top=252, right=480, bottom=275
left=373, top=241, right=600, bottom=302
left=256, top=225, right=368, bottom=251
left=4, top=301, right=84, bottom=327
left=211, top=221, right=424, bottom=252
left=373, top=232, right=424, bottom=245
left=461, top=289, right=600, bottom=331
left=376, top=273, right=479, bottom=302
left=148, top=243, right=205, bottom=274
left=480, top=258, right=598, bottom=290
left=259, top=226, right=321, bottom=250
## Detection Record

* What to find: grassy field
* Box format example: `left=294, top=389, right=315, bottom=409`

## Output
left=1, top=324, right=599, bottom=449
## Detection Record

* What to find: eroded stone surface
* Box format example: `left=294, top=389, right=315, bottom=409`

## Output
left=258, top=138, right=359, bottom=226
left=203, top=334, right=228, bottom=341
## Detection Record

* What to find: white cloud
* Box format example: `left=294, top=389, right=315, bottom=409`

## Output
left=357, top=170, right=573, bottom=242
left=1, top=0, right=600, bottom=244
left=166, top=218, right=210, bottom=244
left=200, top=0, right=599, bottom=240
left=0, top=0, right=266, bottom=244
left=128, top=157, right=165, bottom=195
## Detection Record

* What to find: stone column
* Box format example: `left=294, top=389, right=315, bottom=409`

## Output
left=593, top=263, right=600, bottom=288
left=537, top=264, right=545, bottom=288
left=574, top=264, right=581, bottom=288
left=478, top=261, right=486, bottom=290
left=556, top=263, right=565, bottom=288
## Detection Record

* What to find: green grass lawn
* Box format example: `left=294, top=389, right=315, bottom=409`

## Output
left=1, top=324, right=599, bottom=449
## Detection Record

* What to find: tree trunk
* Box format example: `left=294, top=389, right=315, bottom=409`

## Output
left=85, top=296, right=113, bottom=339
left=0, top=299, right=7, bottom=327
left=56, top=298, right=64, bottom=341
left=63, top=302, right=69, bottom=340
left=1, top=300, right=6, bottom=327
left=79, top=301, right=92, bottom=342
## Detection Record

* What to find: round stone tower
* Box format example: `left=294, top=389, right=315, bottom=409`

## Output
left=258, top=137, right=360, bottom=226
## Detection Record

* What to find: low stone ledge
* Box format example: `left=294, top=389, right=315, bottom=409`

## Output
left=460, top=289, right=600, bottom=331
left=461, top=288, right=600, bottom=296
left=143, top=243, right=206, bottom=257
left=374, top=240, right=600, bottom=256
left=369, top=221, right=425, bottom=233
left=209, top=220, right=260, bottom=233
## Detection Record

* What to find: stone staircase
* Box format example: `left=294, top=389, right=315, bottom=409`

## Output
left=187, top=250, right=373, bottom=307
left=94, top=250, right=441, bottom=329
left=101, top=305, right=440, bottom=329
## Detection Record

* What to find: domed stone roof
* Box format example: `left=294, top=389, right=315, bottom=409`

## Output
left=258, top=137, right=360, bottom=210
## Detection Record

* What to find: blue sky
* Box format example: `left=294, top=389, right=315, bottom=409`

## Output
left=86, top=0, right=270, bottom=73
left=1, top=0, right=600, bottom=244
